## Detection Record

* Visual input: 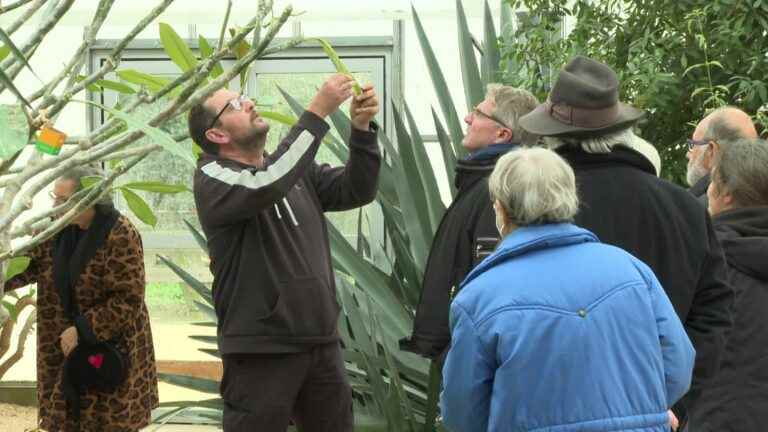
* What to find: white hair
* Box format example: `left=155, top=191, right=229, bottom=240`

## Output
left=542, top=127, right=661, bottom=175
left=489, top=147, right=579, bottom=226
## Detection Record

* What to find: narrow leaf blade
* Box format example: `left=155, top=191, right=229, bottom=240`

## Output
left=159, top=23, right=199, bottom=72
left=120, top=187, right=157, bottom=227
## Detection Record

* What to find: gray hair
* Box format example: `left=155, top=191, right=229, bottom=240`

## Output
left=712, top=138, right=768, bottom=207
left=541, top=127, right=636, bottom=154
left=489, top=147, right=579, bottom=226
left=486, top=83, right=539, bottom=145
left=58, top=165, right=114, bottom=207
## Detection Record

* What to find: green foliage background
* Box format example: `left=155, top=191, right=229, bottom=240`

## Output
left=500, top=0, right=768, bottom=184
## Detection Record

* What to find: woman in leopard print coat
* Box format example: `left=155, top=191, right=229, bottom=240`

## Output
left=6, top=169, right=158, bottom=432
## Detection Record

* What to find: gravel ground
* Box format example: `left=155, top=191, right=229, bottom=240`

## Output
left=0, top=403, right=38, bottom=431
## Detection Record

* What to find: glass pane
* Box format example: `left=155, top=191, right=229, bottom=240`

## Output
left=252, top=71, right=373, bottom=239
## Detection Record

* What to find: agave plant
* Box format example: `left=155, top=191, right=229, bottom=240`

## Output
left=158, top=1, right=508, bottom=430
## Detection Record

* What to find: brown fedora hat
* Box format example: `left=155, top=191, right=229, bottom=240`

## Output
left=519, top=56, right=644, bottom=136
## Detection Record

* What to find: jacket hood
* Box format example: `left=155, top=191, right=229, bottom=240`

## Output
left=714, top=206, right=768, bottom=281
left=461, top=223, right=598, bottom=288
left=454, top=144, right=517, bottom=190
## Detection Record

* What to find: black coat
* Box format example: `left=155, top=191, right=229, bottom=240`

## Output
left=557, top=146, right=733, bottom=417
left=400, top=154, right=503, bottom=359
left=690, top=206, right=768, bottom=431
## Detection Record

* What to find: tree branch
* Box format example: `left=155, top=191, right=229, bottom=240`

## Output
left=0, top=0, right=35, bottom=15
left=4, top=0, right=46, bottom=35
left=0, top=298, right=37, bottom=380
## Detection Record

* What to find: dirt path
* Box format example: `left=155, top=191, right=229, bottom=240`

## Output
left=0, top=403, right=38, bottom=431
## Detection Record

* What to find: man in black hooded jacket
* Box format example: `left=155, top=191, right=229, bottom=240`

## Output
left=400, top=84, right=538, bottom=360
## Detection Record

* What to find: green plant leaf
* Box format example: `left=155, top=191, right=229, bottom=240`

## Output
left=123, top=181, right=190, bottom=194
left=1, top=300, right=18, bottom=321
left=198, top=35, right=224, bottom=80
left=77, top=75, right=137, bottom=94
left=119, top=187, right=157, bottom=227
left=432, top=107, right=457, bottom=198
left=4, top=256, right=30, bottom=280
left=183, top=219, right=209, bottom=254
left=0, top=104, right=29, bottom=160
left=482, top=0, right=500, bottom=85
left=78, top=99, right=196, bottom=167
left=0, top=45, right=10, bottom=62
left=455, top=0, right=484, bottom=108
left=0, top=28, right=40, bottom=82
left=412, top=5, right=466, bottom=159
left=313, top=38, right=362, bottom=95
left=116, top=69, right=171, bottom=93
left=259, top=110, right=297, bottom=126
left=159, top=23, right=199, bottom=72
left=157, top=255, right=212, bottom=304
left=80, top=175, right=103, bottom=189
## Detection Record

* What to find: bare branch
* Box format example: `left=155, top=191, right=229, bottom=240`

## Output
left=4, top=0, right=46, bottom=35
left=0, top=0, right=35, bottom=15
left=0, top=299, right=37, bottom=380
left=217, top=0, right=233, bottom=53
left=28, top=0, right=117, bottom=105
left=0, top=0, right=76, bottom=88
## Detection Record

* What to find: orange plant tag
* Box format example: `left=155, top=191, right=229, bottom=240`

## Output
left=35, top=126, right=67, bottom=155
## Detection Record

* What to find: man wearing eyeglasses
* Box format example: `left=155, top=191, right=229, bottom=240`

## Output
left=401, top=84, right=538, bottom=361
left=187, top=73, right=380, bottom=432
left=687, top=107, right=758, bottom=205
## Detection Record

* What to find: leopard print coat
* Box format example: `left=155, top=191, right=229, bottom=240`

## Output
left=8, top=215, right=159, bottom=432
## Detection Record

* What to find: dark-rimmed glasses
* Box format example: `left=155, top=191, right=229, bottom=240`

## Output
left=208, top=94, right=250, bottom=130
left=686, top=138, right=711, bottom=151
left=48, top=190, right=71, bottom=206
left=471, top=106, right=510, bottom=129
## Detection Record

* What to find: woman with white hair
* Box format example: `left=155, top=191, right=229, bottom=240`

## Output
left=440, top=148, right=694, bottom=432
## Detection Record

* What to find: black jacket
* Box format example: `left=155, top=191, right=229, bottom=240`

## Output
left=400, top=152, right=506, bottom=359
left=193, top=111, right=380, bottom=354
left=557, top=146, right=733, bottom=415
left=690, top=206, right=768, bottom=431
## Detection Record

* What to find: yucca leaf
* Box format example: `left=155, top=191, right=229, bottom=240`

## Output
left=183, top=219, right=209, bottom=254
left=189, top=335, right=217, bottom=344
left=193, top=300, right=218, bottom=322
left=119, top=187, right=157, bottom=227
left=123, top=181, right=190, bottom=194
left=259, top=110, right=297, bottom=127
left=391, top=104, right=432, bottom=270
left=0, top=28, right=40, bottom=82
left=78, top=99, right=196, bottom=167
left=158, top=254, right=212, bottom=304
left=116, top=69, right=171, bottom=93
left=4, top=256, right=30, bottom=280
left=157, top=373, right=219, bottom=394
left=329, top=222, right=411, bottom=336
left=431, top=107, right=457, bottom=199
left=482, top=0, right=500, bottom=85
left=159, top=23, right=199, bottom=73
left=411, top=5, right=465, bottom=159
left=313, top=38, right=362, bottom=95
left=199, top=348, right=221, bottom=358
left=0, top=67, right=31, bottom=109
left=198, top=35, right=224, bottom=80
left=455, top=0, right=484, bottom=109
left=403, top=103, right=445, bottom=232
left=422, top=361, right=442, bottom=432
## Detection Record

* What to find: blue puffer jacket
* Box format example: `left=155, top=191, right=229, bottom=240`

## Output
left=440, top=224, right=695, bottom=432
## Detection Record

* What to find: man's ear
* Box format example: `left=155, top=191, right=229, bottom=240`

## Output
left=205, top=128, right=228, bottom=146
left=704, top=140, right=719, bottom=168
left=496, top=127, right=514, bottom=144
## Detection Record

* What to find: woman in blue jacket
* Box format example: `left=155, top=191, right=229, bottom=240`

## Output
left=440, top=148, right=695, bottom=432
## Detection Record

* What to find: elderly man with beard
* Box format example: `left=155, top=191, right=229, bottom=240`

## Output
left=687, top=107, right=757, bottom=205
left=187, top=73, right=381, bottom=432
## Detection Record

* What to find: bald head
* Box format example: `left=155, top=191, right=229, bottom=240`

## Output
left=696, top=106, right=757, bottom=141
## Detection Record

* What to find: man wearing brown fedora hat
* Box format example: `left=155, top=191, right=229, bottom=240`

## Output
left=520, top=55, right=733, bottom=430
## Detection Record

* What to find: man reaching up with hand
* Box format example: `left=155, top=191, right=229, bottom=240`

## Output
left=188, top=73, right=381, bottom=432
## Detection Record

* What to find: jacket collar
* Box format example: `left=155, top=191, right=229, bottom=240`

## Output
left=461, top=223, right=598, bottom=288
left=556, top=145, right=656, bottom=176
left=454, top=143, right=517, bottom=190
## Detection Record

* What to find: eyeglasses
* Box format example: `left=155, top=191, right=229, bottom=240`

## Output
left=208, top=94, right=251, bottom=130
left=686, top=138, right=712, bottom=151
left=48, top=190, right=71, bottom=206
left=471, top=106, right=511, bottom=129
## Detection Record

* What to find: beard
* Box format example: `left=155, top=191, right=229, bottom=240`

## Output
left=686, top=150, right=709, bottom=186
left=232, top=117, right=269, bottom=152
